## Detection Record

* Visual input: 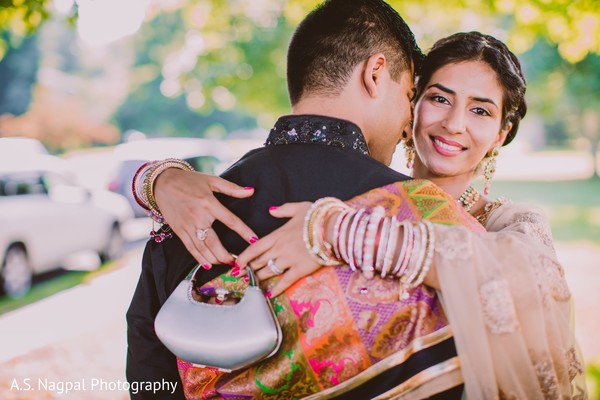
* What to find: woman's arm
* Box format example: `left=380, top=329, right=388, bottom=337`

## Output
left=432, top=202, right=585, bottom=398
left=133, top=162, right=258, bottom=265
left=236, top=200, right=441, bottom=297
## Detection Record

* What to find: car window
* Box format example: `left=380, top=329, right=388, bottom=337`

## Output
left=0, top=172, right=47, bottom=196
left=185, top=156, right=220, bottom=174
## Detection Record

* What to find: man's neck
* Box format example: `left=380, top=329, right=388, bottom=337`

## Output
left=291, top=95, right=365, bottom=132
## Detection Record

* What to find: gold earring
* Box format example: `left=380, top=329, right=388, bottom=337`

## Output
left=404, top=138, right=415, bottom=169
left=483, top=147, right=499, bottom=195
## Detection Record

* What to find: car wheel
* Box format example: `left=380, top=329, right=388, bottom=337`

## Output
left=1, top=245, right=32, bottom=298
left=100, top=224, right=124, bottom=263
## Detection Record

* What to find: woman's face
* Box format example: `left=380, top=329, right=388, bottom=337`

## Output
left=412, top=60, right=510, bottom=181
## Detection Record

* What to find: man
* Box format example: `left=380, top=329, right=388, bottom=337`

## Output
left=126, top=0, right=429, bottom=398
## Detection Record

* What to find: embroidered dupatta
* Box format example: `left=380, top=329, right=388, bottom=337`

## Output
left=176, top=180, right=483, bottom=399
left=434, top=201, right=587, bottom=399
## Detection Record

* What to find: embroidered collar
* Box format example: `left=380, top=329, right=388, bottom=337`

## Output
left=264, top=114, right=369, bottom=157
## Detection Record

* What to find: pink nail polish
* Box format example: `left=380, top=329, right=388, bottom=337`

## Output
left=265, top=291, right=272, bottom=299
left=269, top=206, right=278, bottom=211
left=202, top=263, right=212, bottom=270
left=243, top=275, right=249, bottom=283
left=244, top=186, right=254, bottom=190
left=249, top=236, right=258, bottom=244
left=231, top=267, right=240, bottom=277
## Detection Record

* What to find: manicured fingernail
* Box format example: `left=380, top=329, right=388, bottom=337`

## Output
left=244, top=186, right=254, bottom=190
left=231, top=266, right=240, bottom=277
left=215, top=298, right=223, bottom=304
left=249, top=236, right=258, bottom=244
left=202, top=263, right=212, bottom=270
left=266, top=291, right=272, bottom=298
left=269, top=206, right=278, bottom=211
left=243, top=275, right=249, bottom=283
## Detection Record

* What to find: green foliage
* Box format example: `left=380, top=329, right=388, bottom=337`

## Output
left=113, top=9, right=260, bottom=136
left=2, top=0, right=600, bottom=145
left=492, top=179, right=600, bottom=243
left=587, top=362, right=600, bottom=400
left=0, top=0, right=50, bottom=58
left=0, top=31, right=38, bottom=115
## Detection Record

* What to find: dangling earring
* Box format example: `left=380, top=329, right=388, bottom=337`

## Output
left=404, top=138, right=415, bottom=169
left=483, top=147, right=499, bottom=195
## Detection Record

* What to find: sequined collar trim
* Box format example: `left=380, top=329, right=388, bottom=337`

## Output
left=264, top=114, right=369, bottom=156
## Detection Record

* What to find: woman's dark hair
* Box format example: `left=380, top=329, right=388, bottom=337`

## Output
left=415, top=32, right=527, bottom=146
left=287, top=0, right=423, bottom=105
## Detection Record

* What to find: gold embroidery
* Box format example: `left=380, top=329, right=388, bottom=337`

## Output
left=533, top=254, right=571, bottom=304
left=565, top=346, right=584, bottom=381
left=479, top=279, right=519, bottom=334
left=499, top=389, right=518, bottom=400
left=301, top=327, right=454, bottom=400
left=373, top=357, right=462, bottom=399
left=511, top=211, right=555, bottom=252
left=474, top=197, right=510, bottom=225
left=534, top=359, right=560, bottom=400
left=433, top=225, right=471, bottom=261
left=357, top=310, right=380, bottom=332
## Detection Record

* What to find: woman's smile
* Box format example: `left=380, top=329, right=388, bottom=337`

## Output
left=430, top=135, right=466, bottom=156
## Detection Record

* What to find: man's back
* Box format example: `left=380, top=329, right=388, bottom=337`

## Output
left=126, top=116, right=411, bottom=399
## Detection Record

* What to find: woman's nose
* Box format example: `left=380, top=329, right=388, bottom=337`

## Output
left=441, top=108, right=466, bottom=134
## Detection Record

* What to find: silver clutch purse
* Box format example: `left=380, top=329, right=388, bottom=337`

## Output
left=154, top=265, right=282, bottom=372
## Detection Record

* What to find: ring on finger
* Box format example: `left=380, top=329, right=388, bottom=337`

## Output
left=195, top=227, right=211, bottom=241
left=267, top=258, right=283, bottom=275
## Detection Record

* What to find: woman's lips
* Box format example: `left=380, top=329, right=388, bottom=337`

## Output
left=431, top=136, right=465, bottom=156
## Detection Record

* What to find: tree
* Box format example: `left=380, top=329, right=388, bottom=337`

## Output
left=0, top=31, right=38, bottom=116
left=1, top=0, right=600, bottom=158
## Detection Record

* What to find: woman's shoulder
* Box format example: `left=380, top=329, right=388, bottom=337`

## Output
left=473, top=196, right=512, bottom=226
left=481, top=199, right=556, bottom=250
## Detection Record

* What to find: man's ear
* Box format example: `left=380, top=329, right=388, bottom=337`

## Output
left=362, top=53, right=386, bottom=98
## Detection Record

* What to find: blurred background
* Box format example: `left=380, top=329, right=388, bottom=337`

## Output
left=0, top=0, right=599, bottom=398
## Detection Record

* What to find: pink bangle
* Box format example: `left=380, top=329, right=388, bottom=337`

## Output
left=347, top=209, right=366, bottom=271
left=132, top=161, right=156, bottom=210
left=337, top=210, right=353, bottom=264
left=375, top=216, right=391, bottom=273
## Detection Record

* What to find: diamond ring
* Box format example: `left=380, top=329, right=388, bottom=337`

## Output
left=267, top=258, right=283, bottom=275
left=195, top=227, right=211, bottom=241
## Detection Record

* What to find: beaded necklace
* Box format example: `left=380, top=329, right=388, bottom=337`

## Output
left=458, top=185, right=480, bottom=212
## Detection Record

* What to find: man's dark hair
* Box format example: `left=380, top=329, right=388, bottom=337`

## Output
left=287, top=0, right=423, bottom=105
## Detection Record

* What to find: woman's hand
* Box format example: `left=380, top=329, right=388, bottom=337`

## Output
left=236, top=202, right=321, bottom=297
left=153, top=168, right=257, bottom=266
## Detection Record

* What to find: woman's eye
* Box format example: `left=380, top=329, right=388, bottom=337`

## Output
left=472, top=107, right=491, bottom=116
left=431, top=95, right=448, bottom=104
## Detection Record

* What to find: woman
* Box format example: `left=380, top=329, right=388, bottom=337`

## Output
left=133, top=32, right=586, bottom=398
left=233, top=32, right=587, bottom=398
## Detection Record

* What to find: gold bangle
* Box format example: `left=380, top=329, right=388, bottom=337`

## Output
left=144, top=158, right=194, bottom=217
left=303, top=198, right=347, bottom=266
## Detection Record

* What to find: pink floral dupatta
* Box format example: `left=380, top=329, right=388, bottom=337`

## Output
left=176, top=180, right=484, bottom=399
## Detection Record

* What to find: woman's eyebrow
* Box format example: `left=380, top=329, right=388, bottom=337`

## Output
left=427, top=83, right=498, bottom=108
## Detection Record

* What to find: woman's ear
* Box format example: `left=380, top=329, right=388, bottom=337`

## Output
left=362, top=53, right=386, bottom=98
left=493, top=121, right=512, bottom=149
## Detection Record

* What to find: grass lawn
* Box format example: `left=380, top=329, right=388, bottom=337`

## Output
left=0, top=260, right=120, bottom=315
left=489, top=178, right=600, bottom=244
left=492, top=178, right=600, bottom=396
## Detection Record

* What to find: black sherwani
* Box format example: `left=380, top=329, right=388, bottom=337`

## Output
left=126, top=115, right=461, bottom=399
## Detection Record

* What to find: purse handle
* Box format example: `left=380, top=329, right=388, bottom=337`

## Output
left=187, top=261, right=259, bottom=305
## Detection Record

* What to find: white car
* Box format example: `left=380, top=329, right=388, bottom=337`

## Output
left=0, top=154, right=133, bottom=298
left=106, top=137, right=230, bottom=217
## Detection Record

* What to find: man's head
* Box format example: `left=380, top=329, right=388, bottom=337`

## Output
left=286, top=0, right=423, bottom=165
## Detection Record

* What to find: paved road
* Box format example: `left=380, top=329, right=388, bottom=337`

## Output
left=0, top=241, right=598, bottom=399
